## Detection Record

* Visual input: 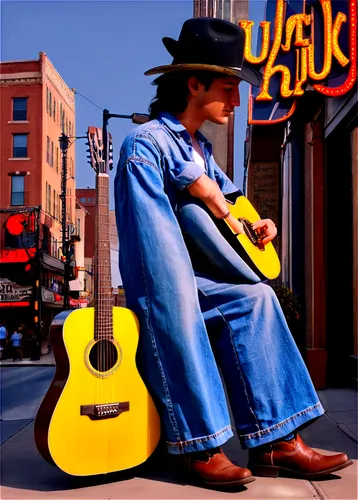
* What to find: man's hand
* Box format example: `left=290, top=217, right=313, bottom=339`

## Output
left=186, top=175, right=276, bottom=244
left=252, top=219, right=277, bottom=245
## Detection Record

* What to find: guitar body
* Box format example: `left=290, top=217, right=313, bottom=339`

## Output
left=34, top=306, right=161, bottom=476
left=218, top=192, right=281, bottom=280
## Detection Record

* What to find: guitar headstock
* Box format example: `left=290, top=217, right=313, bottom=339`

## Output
left=86, top=126, right=113, bottom=175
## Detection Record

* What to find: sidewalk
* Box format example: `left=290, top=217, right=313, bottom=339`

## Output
left=0, top=350, right=55, bottom=367
left=1, top=355, right=357, bottom=499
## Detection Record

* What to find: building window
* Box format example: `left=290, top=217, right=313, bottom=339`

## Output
left=53, top=99, right=56, bottom=121
left=55, top=146, right=59, bottom=173
left=77, top=217, right=81, bottom=237
left=48, top=184, right=52, bottom=214
left=46, top=182, right=52, bottom=214
left=47, top=136, right=50, bottom=163
left=51, top=237, right=58, bottom=258
left=13, top=98, right=27, bottom=121
left=49, top=91, right=52, bottom=117
left=13, top=134, right=28, bottom=158
left=11, top=175, right=25, bottom=206
left=51, top=141, right=54, bottom=167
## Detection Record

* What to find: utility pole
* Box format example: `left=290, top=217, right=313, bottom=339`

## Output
left=59, top=132, right=87, bottom=311
left=59, top=133, right=70, bottom=310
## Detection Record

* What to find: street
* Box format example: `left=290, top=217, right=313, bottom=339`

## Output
left=1, top=366, right=55, bottom=444
left=0, top=366, right=357, bottom=499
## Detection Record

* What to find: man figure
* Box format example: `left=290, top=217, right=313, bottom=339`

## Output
left=114, top=17, right=352, bottom=489
left=0, top=320, right=8, bottom=349
left=0, top=320, right=8, bottom=359
left=10, top=327, right=23, bottom=361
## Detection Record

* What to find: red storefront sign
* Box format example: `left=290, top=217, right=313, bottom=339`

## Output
left=0, top=248, right=36, bottom=263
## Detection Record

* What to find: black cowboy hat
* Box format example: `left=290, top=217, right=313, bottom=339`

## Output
left=144, top=17, right=262, bottom=87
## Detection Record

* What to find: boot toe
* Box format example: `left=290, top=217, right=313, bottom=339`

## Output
left=238, top=467, right=253, bottom=479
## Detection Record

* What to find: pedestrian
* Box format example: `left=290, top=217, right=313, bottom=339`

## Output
left=10, top=327, right=23, bottom=361
left=29, top=329, right=41, bottom=361
left=0, top=320, right=8, bottom=358
left=114, top=17, right=352, bottom=489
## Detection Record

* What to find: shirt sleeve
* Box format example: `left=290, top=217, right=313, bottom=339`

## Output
left=166, top=158, right=206, bottom=190
left=213, top=161, right=239, bottom=194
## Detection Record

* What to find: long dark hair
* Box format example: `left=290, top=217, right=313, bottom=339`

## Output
left=148, top=71, right=224, bottom=119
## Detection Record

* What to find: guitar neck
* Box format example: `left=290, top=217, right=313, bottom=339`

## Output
left=94, top=173, right=113, bottom=340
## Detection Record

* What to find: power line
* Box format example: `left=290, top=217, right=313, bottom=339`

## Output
left=74, top=90, right=103, bottom=112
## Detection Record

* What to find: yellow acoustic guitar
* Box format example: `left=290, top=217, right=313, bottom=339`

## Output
left=34, top=126, right=161, bottom=476
left=219, top=191, right=281, bottom=280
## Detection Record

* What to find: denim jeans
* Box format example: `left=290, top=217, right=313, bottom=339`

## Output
left=114, top=115, right=324, bottom=455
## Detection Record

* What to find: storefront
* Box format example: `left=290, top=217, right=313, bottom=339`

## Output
left=39, top=252, right=65, bottom=340
left=0, top=208, right=67, bottom=356
left=243, top=0, right=357, bottom=387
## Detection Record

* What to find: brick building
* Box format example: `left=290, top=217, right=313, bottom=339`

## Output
left=0, top=52, right=76, bottom=346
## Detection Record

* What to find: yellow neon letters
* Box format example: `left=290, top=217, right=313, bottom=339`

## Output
left=243, top=0, right=356, bottom=100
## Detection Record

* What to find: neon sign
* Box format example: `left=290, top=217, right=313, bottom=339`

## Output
left=242, top=0, right=356, bottom=124
left=0, top=279, right=33, bottom=302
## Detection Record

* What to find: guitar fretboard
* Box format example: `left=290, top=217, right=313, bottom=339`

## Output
left=94, top=173, right=113, bottom=340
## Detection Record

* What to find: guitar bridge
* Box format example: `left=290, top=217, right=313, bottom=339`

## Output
left=81, top=402, right=129, bottom=420
left=238, top=218, right=265, bottom=251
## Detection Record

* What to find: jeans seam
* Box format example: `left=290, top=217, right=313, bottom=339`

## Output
left=198, top=288, right=261, bottom=433
left=136, top=223, right=181, bottom=444
left=240, top=402, right=323, bottom=441
left=166, top=424, right=233, bottom=449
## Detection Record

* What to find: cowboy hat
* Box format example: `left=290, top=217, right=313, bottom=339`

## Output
left=144, top=17, right=262, bottom=87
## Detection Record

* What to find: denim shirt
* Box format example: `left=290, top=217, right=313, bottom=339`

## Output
left=117, top=111, right=237, bottom=207
left=114, top=111, right=259, bottom=319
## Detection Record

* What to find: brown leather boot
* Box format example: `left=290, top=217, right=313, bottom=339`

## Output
left=248, top=434, right=353, bottom=479
left=185, top=447, right=255, bottom=489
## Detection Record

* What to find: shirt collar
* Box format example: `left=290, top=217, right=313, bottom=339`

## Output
left=159, top=111, right=211, bottom=147
left=158, top=112, right=186, bottom=134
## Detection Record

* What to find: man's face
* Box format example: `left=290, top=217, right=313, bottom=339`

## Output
left=195, top=75, right=241, bottom=125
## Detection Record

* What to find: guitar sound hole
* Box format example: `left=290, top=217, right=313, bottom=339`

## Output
left=89, top=340, right=118, bottom=372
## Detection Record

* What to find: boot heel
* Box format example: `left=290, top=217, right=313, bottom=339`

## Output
left=250, top=464, right=280, bottom=478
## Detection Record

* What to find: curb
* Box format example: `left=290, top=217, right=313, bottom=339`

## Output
left=0, top=354, right=55, bottom=367
left=0, top=362, right=55, bottom=367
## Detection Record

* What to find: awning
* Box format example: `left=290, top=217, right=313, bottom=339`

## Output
left=40, top=253, right=65, bottom=275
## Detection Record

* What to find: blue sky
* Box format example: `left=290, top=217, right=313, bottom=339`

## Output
left=2, top=0, right=265, bottom=286
left=2, top=0, right=265, bottom=201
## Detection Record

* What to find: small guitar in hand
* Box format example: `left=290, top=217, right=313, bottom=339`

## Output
left=215, top=191, right=281, bottom=280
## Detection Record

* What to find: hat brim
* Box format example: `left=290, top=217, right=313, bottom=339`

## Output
left=144, top=62, right=262, bottom=87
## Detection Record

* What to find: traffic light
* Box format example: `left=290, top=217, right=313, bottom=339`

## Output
left=66, top=234, right=81, bottom=281
left=108, top=133, right=114, bottom=171
left=86, top=129, right=95, bottom=168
